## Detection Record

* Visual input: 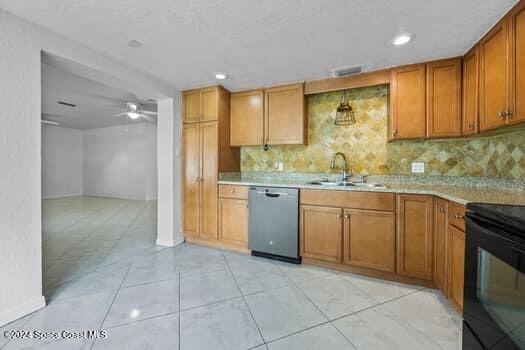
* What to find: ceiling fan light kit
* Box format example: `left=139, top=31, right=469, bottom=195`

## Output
left=114, top=101, right=157, bottom=123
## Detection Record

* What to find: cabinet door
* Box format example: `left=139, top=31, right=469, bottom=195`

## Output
left=479, top=20, right=510, bottom=131
left=265, top=83, right=306, bottom=145
left=230, top=90, right=264, bottom=146
left=199, top=122, right=218, bottom=239
left=218, top=198, right=248, bottom=246
left=390, top=64, right=426, bottom=140
left=183, top=90, right=201, bottom=124
left=182, top=124, right=200, bottom=236
left=433, top=198, right=448, bottom=292
left=447, top=225, right=465, bottom=315
left=200, top=87, right=218, bottom=122
left=510, top=1, right=525, bottom=125
left=397, top=195, right=434, bottom=280
left=426, top=59, right=462, bottom=138
left=343, top=209, right=395, bottom=272
left=300, top=205, right=342, bottom=263
left=462, top=47, right=480, bottom=135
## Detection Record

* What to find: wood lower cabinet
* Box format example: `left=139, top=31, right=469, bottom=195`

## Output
left=182, top=123, right=201, bottom=236
left=397, top=195, right=434, bottom=280
left=199, top=122, right=219, bottom=239
left=479, top=20, right=510, bottom=131
left=343, top=209, right=396, bottom=272
left=447, top=225, right=466, bottom=315
left=426, top=58, right=462, bottom=138
left=462, top=46, right=480, bottom=135
left=433, top=198, right=449, bottom=292
left=230, top=90, right=264, bottom=146
left=218, top=198, right=248, bottom=247
left=390, top=64, right=426, bottom=140
left=265, top=83, right=306, bottom=145
left=300, top=205, right=343, bottom=263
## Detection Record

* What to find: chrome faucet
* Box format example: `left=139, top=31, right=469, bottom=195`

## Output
left=330, top=152, right=351, bottom=181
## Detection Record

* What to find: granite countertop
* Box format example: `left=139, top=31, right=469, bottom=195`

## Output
left=218, top=173, right=525, bottom=206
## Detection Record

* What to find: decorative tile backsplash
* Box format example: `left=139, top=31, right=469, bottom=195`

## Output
left=241, top=85, right=525, bottom=180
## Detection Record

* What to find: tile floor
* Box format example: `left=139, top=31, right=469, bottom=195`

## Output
left=1, top=197, right=462, bottom=350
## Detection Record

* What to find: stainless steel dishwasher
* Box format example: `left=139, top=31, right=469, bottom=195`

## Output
left=248, top=186, right=300, bottom=263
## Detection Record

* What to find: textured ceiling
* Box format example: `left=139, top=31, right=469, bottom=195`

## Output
left=42, top=63, right=156, bottom=129
left=1, top=0, right=518, bottom=91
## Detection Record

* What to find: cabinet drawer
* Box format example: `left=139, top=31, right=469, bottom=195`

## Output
left=448, top=201, right=466, bottom=232
left=300, top=189, right=395, bottom=211
left=219, top=184, right=249, bottom=199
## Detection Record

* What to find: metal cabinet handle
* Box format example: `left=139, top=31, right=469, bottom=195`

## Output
left=507, top=111, right=513, bottom=119
left=344, top=215, right=350, bottom=219
left=337, top=214, right=342, bottom=219
left=393, top=129, right=398, bottom=136
left=231, top=189, right=235, bottom=193
left=195, top=177, right=200, bottom=183
left=455, top=213, right=464, bottom=219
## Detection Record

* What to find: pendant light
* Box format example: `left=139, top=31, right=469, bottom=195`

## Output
left=334, top=90, right=356, bottom=126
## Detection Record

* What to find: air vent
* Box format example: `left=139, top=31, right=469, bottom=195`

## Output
left=58, top=101, right=76, bottom=107
left=331, top=65, right=366, bottom=77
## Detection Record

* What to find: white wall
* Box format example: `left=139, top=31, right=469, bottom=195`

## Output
left=0, top=9, right=179, bottom=327
left=41, top=125, right=84, bottom=199
left=83, top=123, right=157, bottom=200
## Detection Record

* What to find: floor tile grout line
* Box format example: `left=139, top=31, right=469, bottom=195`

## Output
left=95, top=264, right=132, bottom=333
left=44, top=201, right=148, bottom=298
left=221, top=251, right=267, bottom=347
left=279, top=274, right=359, bottom=349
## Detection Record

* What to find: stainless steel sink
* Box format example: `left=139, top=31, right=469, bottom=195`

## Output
left=307, top=180, right=387, bottom=189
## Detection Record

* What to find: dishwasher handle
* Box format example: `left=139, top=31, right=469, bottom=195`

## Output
left=255, top=190, right=289, bottom=197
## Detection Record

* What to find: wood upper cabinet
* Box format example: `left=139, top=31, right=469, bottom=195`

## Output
left=265, top=83, right=306, bottom=145
left=182, top=123, right=201, bottom=236
left=426, top=59, right=462, bottom=138
left=343, top=209, right=396, bottom=273
left=447, top=225, right=465, bottom=315
left=462, top=47, right=480, bottom=135
left=510, top=0, right=525, bottom=125
left=183, top=89, right=201, bottom=123
left=397, top=195, right=434, bottom=280
left=479, top=19, right=510, bottom=131
left=218, top=198, right=248, bottom=246
left=433, top=198, right=448, bottom=293
left=200, top=87, right=218, bottom=122
left=300, top=205, right=343, bottom=263
left=183, top=87, right=219, bottom=124
left=230, top=90, right=264, bottom=146
left=230, top=83, right=306, bottom=146
left=390, top=64, right=426, bottom=140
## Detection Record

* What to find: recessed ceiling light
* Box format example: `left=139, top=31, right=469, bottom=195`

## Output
left=128, top=40, right=142, bottom=48
left=393, top=34, right=413, bottom=46
left=215, top=73, right=227, bottom=80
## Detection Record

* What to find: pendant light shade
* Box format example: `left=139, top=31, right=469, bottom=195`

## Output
left=334, top=91, right=356, bottom=126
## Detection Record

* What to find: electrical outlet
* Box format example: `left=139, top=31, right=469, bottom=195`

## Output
left=274, top=162, right=284, bottom=171
left=411, top=162, right=425, bottom=174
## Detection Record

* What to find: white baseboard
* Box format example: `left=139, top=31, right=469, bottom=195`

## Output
left=0, top=295, right=46, bottom=327
left=156, top=236, right=185, bottom=247
left=42, top=193, right=82, bottom=200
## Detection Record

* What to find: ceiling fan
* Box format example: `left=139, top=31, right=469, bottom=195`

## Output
left=115, top=102, right=156, bottom=122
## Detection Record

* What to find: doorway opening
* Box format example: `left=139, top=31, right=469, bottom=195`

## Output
left=41, top=55, right=159, bottom=301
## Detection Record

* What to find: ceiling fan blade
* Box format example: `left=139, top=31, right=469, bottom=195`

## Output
left=114, top=112, right=128, bottom=117
left=142, top=110, right=157, bottom=116
left=141, top=114, right=155, bottom=122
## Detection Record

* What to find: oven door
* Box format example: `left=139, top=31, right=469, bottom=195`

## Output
left=464, top=216, right=525, bottom=349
